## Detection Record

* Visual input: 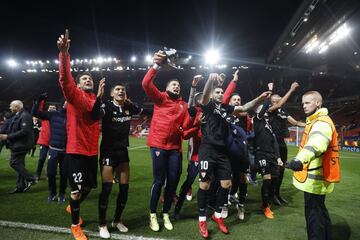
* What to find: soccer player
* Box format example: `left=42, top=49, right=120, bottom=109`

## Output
left=197, top=73, right=270, bottom=238
left=173, top=75, right=203, bottom=220
left=57, top=29, right=103, bottom=240
left=253, top=83, right=283, bottom=219
left=97, top=83, right=148, bottom=238
left=267, top=81, right=305, bottom=205
left=142, top=51, right=193, bottom=232
left=286, top=91, right=339, bottom=240
left=219, top=69, right=251, bottom=220
left=32, top=93, right=68, bottom=203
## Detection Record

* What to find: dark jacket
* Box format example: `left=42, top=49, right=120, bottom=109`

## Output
left=32, top=101, right=67, bottom=151
left=7, top=110, right=34, bottom=153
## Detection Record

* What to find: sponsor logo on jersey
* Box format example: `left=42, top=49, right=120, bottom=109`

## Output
left=112, top=116, right=132, bottom=123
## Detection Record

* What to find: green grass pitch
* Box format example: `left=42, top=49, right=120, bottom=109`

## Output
left=0, top=137, right=359, bottom=239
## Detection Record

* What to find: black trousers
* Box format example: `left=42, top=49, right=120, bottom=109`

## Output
left=10, top=152, right=36, bottom=189
left=304, top=192, right=332, bottom=240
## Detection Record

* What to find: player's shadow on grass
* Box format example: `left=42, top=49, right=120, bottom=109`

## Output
left=331, top=214, right=351, bottom=240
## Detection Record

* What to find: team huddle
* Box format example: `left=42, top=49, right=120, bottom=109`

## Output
left=0, top=29, right=340, bottom=240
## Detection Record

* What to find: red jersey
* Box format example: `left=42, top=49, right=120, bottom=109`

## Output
left=142, top=67, right=192, bottom=150
left=182, top=108, right=202, bottom=162
left=36, top=101, right=50, bottom=146
left=58, top=53, right=100, bottom=156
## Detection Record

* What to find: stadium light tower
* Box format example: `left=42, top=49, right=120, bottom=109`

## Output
left=6, top=59, right=18, bottom=68
left=204, top=49, right=220, bottom=65
left=131, top=56, right=137, bottom=62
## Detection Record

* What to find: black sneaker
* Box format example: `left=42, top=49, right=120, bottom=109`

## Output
left=23, top=180, right=37, bottom=192
left=48, top=194, right=58, bottom=203
left=58, top=194, right=66, bottom=204
left=173, top=210, right=181, bottom=221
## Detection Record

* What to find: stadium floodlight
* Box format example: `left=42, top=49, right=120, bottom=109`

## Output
left=145, top=54, right=152, bottom=63
left=318, top=43, right=329, bottom=54
left=188, top=55, right=192, bottom=59
left=204, top=49, right=220, bottom=65
left=6, top=59, right=18, bottom=68
left=54, top=59, right=59, bottom=64
left=96, top=57, right=104, bottom=64
left=26, top=61, right=30, bottom=65
left=328, top=23, right=350, bottom=45
left=131, top=56, right=137, bottom=62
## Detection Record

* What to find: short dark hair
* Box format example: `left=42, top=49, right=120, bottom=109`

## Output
left=230, top=92, right=240, bottom=98
left=75, top=72, right=92, bottom=83
left=166, top=79, right=180, bottom=87
left=110, top=83, right=126, bottom=92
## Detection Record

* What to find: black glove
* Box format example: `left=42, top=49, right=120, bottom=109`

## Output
left=37, top=92, right=48, bottom=101
left=285, top=159, right=303, bottom=171
left=188, top=106, right=197, bottom=117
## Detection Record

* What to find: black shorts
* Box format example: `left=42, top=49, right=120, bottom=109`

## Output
left=255, top=152, right=280, bottom=177
left=66, top=154, right=98, bottom=193
left=199, top=144, right=232, bottom=182
left=100, top=148, right=129, bottom=167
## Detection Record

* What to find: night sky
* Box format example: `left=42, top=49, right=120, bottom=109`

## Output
left=1, top=0, right=302, bottom=60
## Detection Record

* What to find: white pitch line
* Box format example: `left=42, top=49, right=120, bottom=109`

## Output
left=0, top=220, right=168, bottom=240
left=129, top=145, right=148, bottom=150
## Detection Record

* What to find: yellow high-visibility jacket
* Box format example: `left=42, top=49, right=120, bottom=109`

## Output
left=293, top=108, right=334, bottom=195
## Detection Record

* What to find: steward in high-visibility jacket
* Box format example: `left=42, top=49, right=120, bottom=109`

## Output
left=292, top=107, right=339, bottom=194
left=287, top=90, right=339, bottom=240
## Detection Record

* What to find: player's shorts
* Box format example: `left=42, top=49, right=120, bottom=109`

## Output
left=255, top=152, right=280, bottom=177
left=198, top=144, right=232, bottom=182
left=100, top=148, right=130, bottom=167
left=66, top=154, right=98, bottom=193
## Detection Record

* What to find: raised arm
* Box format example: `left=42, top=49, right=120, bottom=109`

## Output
left=142, top=51, right=167, bottom=103
left=287, top=115, right=306, bottom=127
left=223, top=69, right=239, bottom=104
left=57, top=29, right=77, bottom=103
left=233, top=91, right=272, bottom=114
left=187, top=75, right=203, bottom=106
left=200, top=73, right=218, bottom=106
left=90, top=78, right=106, bottom=120
left=268, top=81, right=299, bottom=112
left=32, top=93, right=52, bottom=120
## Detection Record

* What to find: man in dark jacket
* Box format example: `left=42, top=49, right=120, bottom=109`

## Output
left=32, top=93, right=68, bottom=203
left=0, top=100, right=37, bottom=193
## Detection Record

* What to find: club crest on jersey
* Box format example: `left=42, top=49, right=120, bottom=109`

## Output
left=201, top=172, right=206, bottom=178
left=125, top=110, right=130, bottom=115
left=155, top=151, right=160, bottom=157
